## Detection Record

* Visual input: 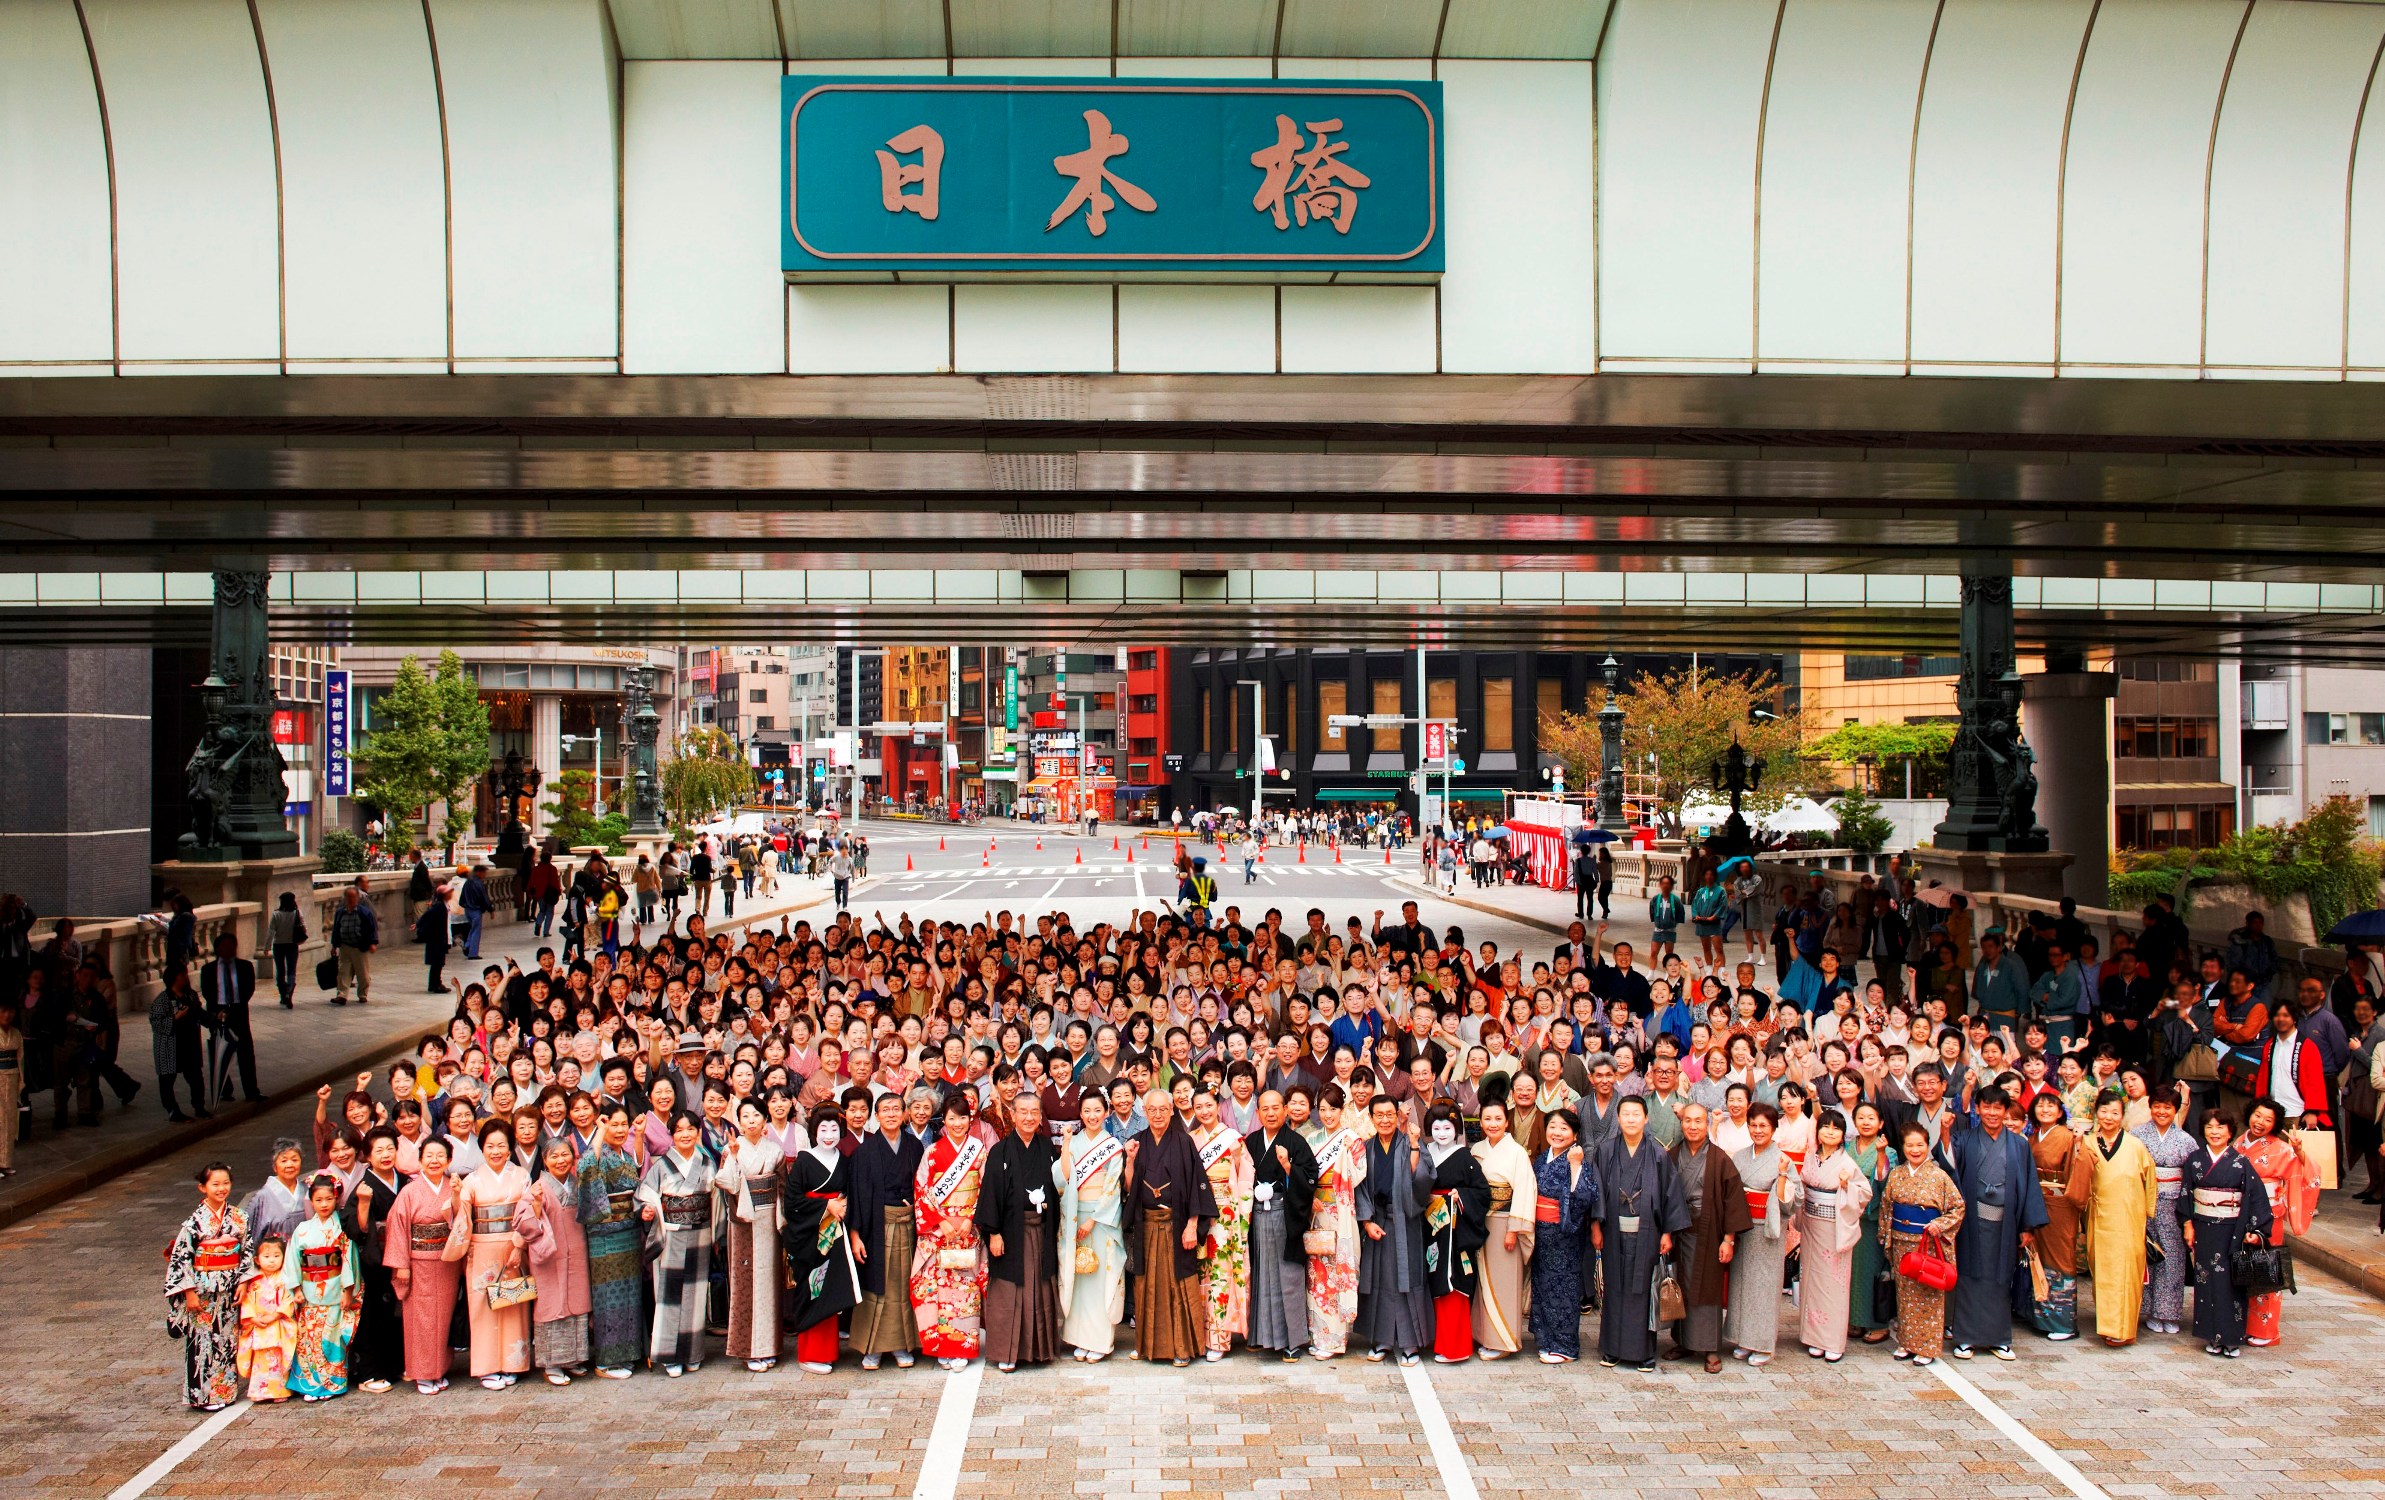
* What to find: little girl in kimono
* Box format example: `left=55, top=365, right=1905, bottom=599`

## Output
left=237, top=1236, right=299, bottom=1402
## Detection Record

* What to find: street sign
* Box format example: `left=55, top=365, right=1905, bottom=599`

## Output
left=1422, top=721, right=1446, bottom=763
left=1326, top=714, right=1364, bottom=728
left=1163, top=752, right=1185, bottom=773
left=322, top=667, right=350, bottom=798
left=1363, top=712, right=1405, bottom=727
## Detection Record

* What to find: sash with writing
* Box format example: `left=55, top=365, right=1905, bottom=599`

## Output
left=1197, top=1127, right=1241, bottom=1173
left=925, top=1134, right=985, bottom=1209
left=1314, top=1129, right=1356, bottom=1169
left=1070, top=1132, right=1125, bottom=1194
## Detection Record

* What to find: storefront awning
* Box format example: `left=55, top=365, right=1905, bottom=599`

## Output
left=1443, top=787, right=1508, bottom=802
left=1117, top=784, right=1159, bottom=800
left=1315, top=787, right=1400, bottom=801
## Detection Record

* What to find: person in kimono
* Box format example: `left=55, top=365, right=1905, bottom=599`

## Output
left=1669, top=1101, right=1752, bottom=1373
left=976, top=1091, right=1064, bottom=1371
left=1125, top=1087, right=1217, bottom=1366
left=2084, top=1091, right=2160, bottom=1345
left=243, top=1139, right=310, bottom=1251
left=518, top=1136, right=592, bottom=1383
left=384, top=1135, right=462, bottom=1393
left=2180, top=1108, right=2274, bottom=1356
left=165, top=1161, right=249, bottom=1410
left=1948, top=1089, right=2047, bottom=1361
left=1304, top=1085, right=1367, bottom=1359
left=572, top=1102, right=646, bottom=1378
left=1527, top=1107, right=1601, bottom=1363
left=2234, top=1098, right=2317, bottom=1346
left=1881, top=1121, right=1965, bottom=1363
left=1422, top=1101, right=1492, bottom=1362
left=1724, top=1102, right=1797, bottom=1365
left=1353, top=1094, right=1435, bottom=1364
left=1795, top=1108, right=1873, bottom=1361
left=783, top=1113, right=860, bottom=1372
left=2025, top=1089, right=2094, bottom=1341
left=343, top=1127, right=410, bottom=1393
left=714, top=1097, right=785, bottom=1371
left=912, top=1093, right=991, bottom=1370
left=639, top=1110, right=717, bottom=1376
left=284, top=1174, right=361, bottom=1400
left=847, top=1091, right=924, bottom=1369
left=445, top=1117, right=532, bottom=1389
left=1058, top=1090, right=1129, bottom=1360
left=1846, top=1100, right=1895, bottom=1348
left=1591, top=1095, right=1689, bottom=1372
left=236, top=1235, right=298, bottom=1402
left=2130, top=1086, right=2197, bottom=1334
left=1191, top=1088, right=1251, bottom=1361
left=1469, top=1097, right=1537, bottom=1358
left=1244, top=1088, right=1318, bottom=1360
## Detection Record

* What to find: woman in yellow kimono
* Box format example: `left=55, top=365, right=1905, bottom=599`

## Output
left=2083, top=1092, right=2160, bottom=1347
left=1469, top=1098, right=1538, bottom=1358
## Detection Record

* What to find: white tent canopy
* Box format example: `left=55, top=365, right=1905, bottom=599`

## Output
left=1761, top=796, right=1841, bottom=835
left=1678, top=797, right=1733, bottom=828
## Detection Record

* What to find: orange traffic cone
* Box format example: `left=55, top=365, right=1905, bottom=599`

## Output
left=905, top=853, right=914, bottom=871
left=981, top=848, right=990, bottom=867
left=1125, top=844, right=1135, bottom=863
left=1333, top=844, right=1343, bottom=864
left=1141, top=835, right=1149, bottom=850
left=1383, top=845, right=1392, bottom=865
left=1111, top=835, right=1120, bottom=851
left=938, top=835, right=946, bottom=851
left=1297, top=841, right=1306, bottom=863
left=1035, top=838, right=1043, bottom=851
left=1074, top=847, right=1083, bottom=865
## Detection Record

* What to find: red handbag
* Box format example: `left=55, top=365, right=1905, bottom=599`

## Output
left=1898, top=1232, right=1958, bottom=1292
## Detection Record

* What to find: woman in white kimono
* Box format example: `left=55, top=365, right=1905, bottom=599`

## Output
left=714, top=1096, right=785, bottom=1371
left=1468, top=1098, right=1538, bottom=1358
left=1725, top=1101, right=1797, bottom=1365
left=1795, top=1108, right=1873, bottom=1362
left=1055, top=1091, right=1128, bottom=1359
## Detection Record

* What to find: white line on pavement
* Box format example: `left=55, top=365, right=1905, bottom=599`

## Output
left=1399, top=1364, right=1480, bottom=1500
left=1925, top=1361, right=2111, bottom=1500
left=912, top=1359, right=984, bottom=1500
left=109, top=1401, right=250, bottom=1500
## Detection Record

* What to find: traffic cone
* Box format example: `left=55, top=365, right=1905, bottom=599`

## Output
left=1035, top=838, right=1043, bottom=851
left=938, top=835, right=946, bottom=851
left=1298, top=840, right=1306, bottom=863
left=1383, top=845, right=1392, bottom=865
left=1111, top=835, right=1120, bottom=851
left=981, top=848, right=990, bottom=867
left=1125, top=844, right=1135, bottom=863
left=1141, top=835, right=1149, bottom=851
left=1074, top=847, right=1083, bottom=865
left=905, top=853, right=915, bottom=871
left=1333, top=844, right=1343, bottom=864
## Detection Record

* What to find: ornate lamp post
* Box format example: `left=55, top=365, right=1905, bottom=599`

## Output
left=1709, top=734, right=1766, bottom=860
left=492, top=748, right=532, bottom=861
left=1596, top=654, right=1629, bottom=833
left=627, top=665, right=665, bottom=835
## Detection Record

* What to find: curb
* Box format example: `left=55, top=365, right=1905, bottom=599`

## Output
left=1390, top=874, right=1579, bottom=940
left=0, top=1013, right=432, bottom=1232
left=2288, top=1229, right=2385, bottom=1303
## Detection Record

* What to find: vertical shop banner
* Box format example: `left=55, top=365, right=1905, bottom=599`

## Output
left=323, top=668, right=351, bottom=798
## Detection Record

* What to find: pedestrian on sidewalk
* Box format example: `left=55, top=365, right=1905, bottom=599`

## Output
left=267, top=892, right=307, bottom=1008
left=416, top=886, right=452, bottom=994
left=526, top=852, right=562, bottom=938
left=199, top=933, right=262, bottom=1106
left=329, top=887, right=377, bottom=1007
left=459, top=864, right=494, bottom=961
left=827, top=846, right=855, bottom=911
left=149, top=966, right=207, bottom=1122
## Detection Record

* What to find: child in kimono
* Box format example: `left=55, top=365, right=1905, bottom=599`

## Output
left=237, top=1236, right=299, bottom=1402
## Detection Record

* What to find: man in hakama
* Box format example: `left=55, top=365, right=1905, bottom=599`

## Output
left=1243, top=1088, right=1318, bottom=1360
left=1670, top=1102, right=1751, bottom=1373
left=848, top=1091, right=925, bottom=1369
left=1353, top=1095, right=1435, bottom=1365
left=1126, top=1088, right=1216, bottom=1366
left=976, top=1092, right=1064, bottom=1371
left=1591, top=1096, right=1688, bottom=1371
left=1948, top=1091, right=2048, bottom=1361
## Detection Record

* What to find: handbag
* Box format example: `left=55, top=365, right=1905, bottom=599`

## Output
left=2215, top=1043, right=2266, bottom=1099
left=2026, top=1245, right=2050, bottom=1303
left=2172, top=1041, right=2219, bottom=1085
left=314, top=955, right=338, bottom=991
left=2143, top=1222, right=2166, bottom=1267
left=1655, top=1273, right=1686, bottom=1324
left=2232, top=1238, right=2291, bottom=1296
left=1870, top=1264, right=1899, bottom=1325
left=1302, top=1227, right=1338, bottom=1256
left=1075, top=1243, right=1099, bottom=1276
left=1897, top=1232, right=1958, bottom=1292
left=2297, top=1128, right=2341, bottom=1191
left=483, top=1274, right=536, bottom=1310
left=937, top=1245, right=978, bottom=1272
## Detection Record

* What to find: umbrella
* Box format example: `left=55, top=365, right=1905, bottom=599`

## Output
left=2325, top=908, right=2385, bottom=942
left=1572, top=828, right=1618, bottom=845
left=1914, top=883, right=1962, bottom=909
left=1761, top=796, right=1841, bottom=835
left=1485, top=824, right=1512, bottom=839
left=1718, top=855, right=1755, bottom=874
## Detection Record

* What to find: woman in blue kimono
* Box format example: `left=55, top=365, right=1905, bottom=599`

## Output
left=2178, top=1108, right=2274, bottom=1357
left=1528, top=1107, right=1601, bottom=1363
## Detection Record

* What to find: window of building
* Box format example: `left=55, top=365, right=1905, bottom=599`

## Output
left=1130, top=694, right=1158, bottom=715
left=1128, top=650, right=1157, bottom=672
left=2118, top=715, right=2217, bottom=758
left=1282, top=687, right=1297, bottom=758
left=1318, top=680, right=1347, bottom=745
left=2371, top=796, right=2385, bottom=840
left=1843, top=654, right=1962, bottom=681
left=1481, top=676, right=1514, bottom=752
left=898, top=689, right=910, bottom=709
left=754, top=716, right=773, bottom=731
left=1200, top=688, right=1213, bottom=753
left=2118, top=802, right=2234, bottom=850
left=2116, top=659, right=2215, bottom=683
left=1228, top=689, right=1242, bottom=755
left=749, top=688, right=767, bottom=703
left=960, top=683, right=980, bottom=712
left=1537, top=676, right=1564, bottom=727
left=1131, top=737, right=1158, bottom=758
left=1372, top=678, right=1402, bottom=755
left=1428, top=677, right=1456, bottom=724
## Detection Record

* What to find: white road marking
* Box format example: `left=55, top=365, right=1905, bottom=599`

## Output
left=913, top=1359, right=984, bottom=1500
left=109, top=1400, right=250, bottom=1500
left=1131, top=860, right=1144, bottom=901
left=1399, top=1364, right=1480, bottom=1500
left=1925, top=1361, right=2111, bottom=1500
left=1005, top=880, right=1019, bottom=889
left=1037, top=878, right=1069, bottom=905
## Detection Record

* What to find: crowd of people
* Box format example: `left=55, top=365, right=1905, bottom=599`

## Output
left=154, top=878, right=2363, bottom=1412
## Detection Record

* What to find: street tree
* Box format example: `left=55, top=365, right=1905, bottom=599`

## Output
left=1542, top=666, right=1826, bottom=834
left=354, top=649, right=491, bottom=860
left=661, top=725, right=754, bottom=829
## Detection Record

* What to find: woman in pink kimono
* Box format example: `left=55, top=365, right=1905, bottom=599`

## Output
left=383, top=1136, right=462, bottom=1394
left=1193, top=1089, right=1252, bottom=1361
left=1304, top=1086, right=1368, bottom=1359
left=517, top=1137, right=593, bottom=1385
left=1795, top=1108, right=1874, bottom=1361
left=444, top=1117, right=533, bottom=1389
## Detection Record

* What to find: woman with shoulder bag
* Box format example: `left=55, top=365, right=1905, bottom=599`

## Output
left=268, top=893, right=308, bottom=1009
left=1879, top=1122, right=1964, bottom=1365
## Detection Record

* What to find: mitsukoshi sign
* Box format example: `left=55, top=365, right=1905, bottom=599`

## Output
left=781, top=76, right=1444, bottom=279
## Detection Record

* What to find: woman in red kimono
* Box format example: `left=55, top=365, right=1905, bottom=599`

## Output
left=2235, top=1098, right=2317, bottom=1347
left=910, top=1094, right=991, bottom=1371
left=383, top=1135, right=462, bottom=1394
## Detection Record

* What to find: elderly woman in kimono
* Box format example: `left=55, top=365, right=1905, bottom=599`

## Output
left=713, top=1096, right=785, bottom=1371
left=444, top=1117, right=533, bottom=1390
left=638, top=1110, right=717, bottom=1376
left=2179, top=1108, right=2274, bottom=1356
left=1470, top=1097, right=1538, bottom=1358
left=1591, top=1095, right=1689, bottom=1372
left=2234, top=1098, right=2316, bottom=1347
left=2130, top=1086, right=2197, bottom=1334
left=1527, top=1107, right=1601, bottom=1363
left=1058, top=1090, right=1129, bottom=1360
left=164, top=1160, right=249, bottom=1411
left=1880, top=1121, right=1965, bottom=1364
left=517, top=1136, right=592, bottom=1384
left=1353, top=1094, right=1436, bottom=1364
left=1191, top=1087, right=1252, bottom=1361
left=572, top=1101, right=646, bottom=1379
left=1304, top=1084, right=1368, bottom=1359
left=1725, top=1102, right=1797, bottom=1366
left=2084, top=1091, right=2160, bottom=1346
left=1795, top=1108, right=1874, bottom=1361
left=384, top=1135, right=462, bottom=1393
left=2026, top=1088, right=2094, bottom=1340
left=243, top=1138, right=311, bottom=1250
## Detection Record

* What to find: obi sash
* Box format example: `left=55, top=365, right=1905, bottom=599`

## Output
left=194, top=1234, right=242, bottom=1275
left=1427, top=1192, right=1452, bottom=1235
left=0, top=1047, right=17, bottom=1071
left=599, top=1187, right=637, bottom=1224
left=1533, top=1196, right=1562, bottom=1224
left=2154, top=1166, right=2184, bottom=1192
left=1744, top=1188, right=1772, bottom=1221
left=661, top=1192, right=710, bottom=1229
left=1889, top=1202, right=1939, bottom=1236
left=408, top=1220, right=450, bottom=1253
left=924, top=1135, right=985, bottom=1209
left=2039, top=1176, right=2068, bottom=1196
left=471, top=1203, right=515, bottom=1236
left=299, top=1242, right=346, bottom=1282
left=746, top=1173, right=779, bottom=1202
left=2192, top=1186, right=2245, bottom=1219
left=1487, top=1181, right=1514, bottom=1211
left=1070, top=1133, right=1125, bottom=1194
left=1803, top=1185, right=1839, bottom=1220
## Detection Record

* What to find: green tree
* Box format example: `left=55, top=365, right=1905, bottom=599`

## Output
left=1544, top=667, right=1827, bottom=835
left=1828, top=789, right=1897, bottom=853
left=1808, top=719, right=1955, bottom=797
left=354, top=650, right=492, bottom=860
left=317, top=827, right=368, bottom=874
left=541, top=769, right=605, bottom=851
left=661, top=725, right=754, bottom=828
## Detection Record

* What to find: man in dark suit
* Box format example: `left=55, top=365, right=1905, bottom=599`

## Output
left=199, top=932, right=262, bottom=1103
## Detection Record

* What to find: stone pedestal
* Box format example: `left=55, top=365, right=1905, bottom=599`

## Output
left=1911, top=847, right=2075, bottom=903
left=2021, top=669, right=2116, bottom=908
left=153, top=855, right=324, bottom=955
